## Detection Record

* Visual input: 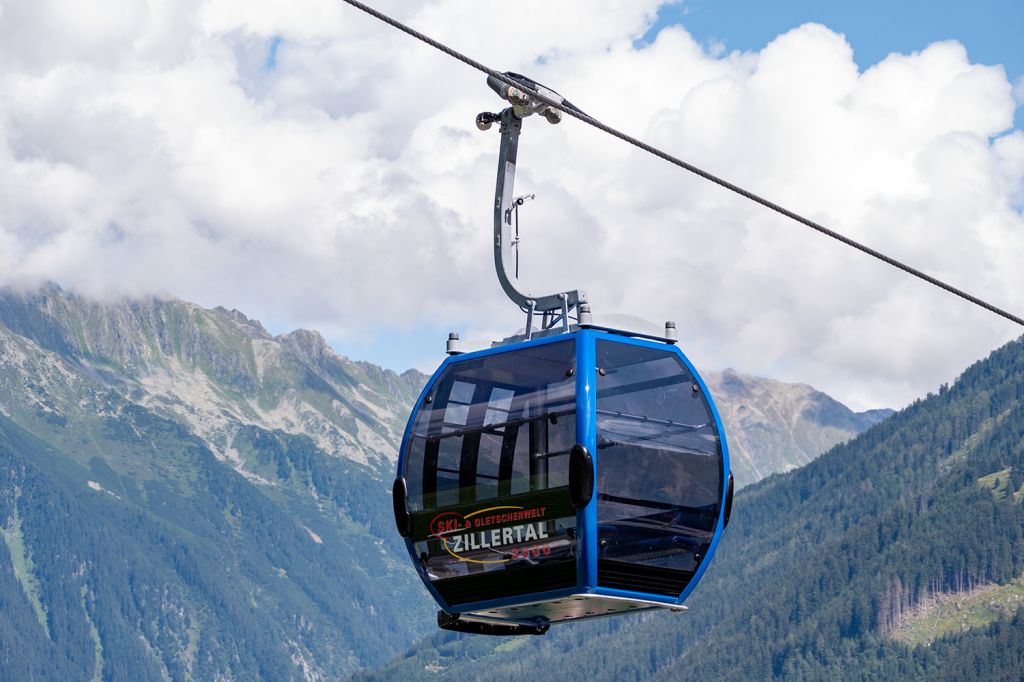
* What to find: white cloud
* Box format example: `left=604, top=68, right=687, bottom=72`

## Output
left=0, top=1, right=1021, bottom=411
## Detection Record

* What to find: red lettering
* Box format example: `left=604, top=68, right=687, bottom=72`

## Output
left=429, top=512, right=463, bottom=536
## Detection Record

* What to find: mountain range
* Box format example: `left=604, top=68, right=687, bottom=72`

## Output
left=0, top=284, right=891, bottom=679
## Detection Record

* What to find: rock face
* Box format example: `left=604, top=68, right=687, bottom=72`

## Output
left=0, top=283, right=425, bottom=474
left=706, top=369, right=894, bottom=487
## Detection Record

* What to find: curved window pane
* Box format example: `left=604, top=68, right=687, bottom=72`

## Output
left=596, top=341, right=722, bottom=576
left=404, top=340, right=577, bottom=584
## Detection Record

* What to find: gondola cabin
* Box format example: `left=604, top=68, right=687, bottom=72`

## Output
left=393, top=328, right=733, bottom=635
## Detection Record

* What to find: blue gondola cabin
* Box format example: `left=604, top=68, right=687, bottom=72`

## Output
left=393, top=328, right=733, bottom=635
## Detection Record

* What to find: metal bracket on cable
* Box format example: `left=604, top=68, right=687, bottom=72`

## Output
left=477, top=72, right=588, bottom=343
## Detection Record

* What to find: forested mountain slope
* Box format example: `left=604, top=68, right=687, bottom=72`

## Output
left=0, top=412, right=433, bottom=680
left=361, top=335, right=1024, bottom=681
left=0, top=286, right=435, bottom=679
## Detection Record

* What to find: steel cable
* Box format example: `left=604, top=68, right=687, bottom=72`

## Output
left=339, top=0, right=1024, bottom=327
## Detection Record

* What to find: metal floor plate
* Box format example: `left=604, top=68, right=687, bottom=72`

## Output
left=463, top=594, right=687, bottom=626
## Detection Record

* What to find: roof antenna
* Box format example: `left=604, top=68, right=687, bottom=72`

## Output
left=509, top=194, right=534, bottom=278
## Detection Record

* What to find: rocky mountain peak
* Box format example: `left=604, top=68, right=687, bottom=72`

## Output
left=705, top=369, right=893, bottom=486
left=278, top=328, right=332, bottom=365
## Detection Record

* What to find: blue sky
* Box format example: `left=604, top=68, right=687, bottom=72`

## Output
left=645, top=0, right=1024, bottom=129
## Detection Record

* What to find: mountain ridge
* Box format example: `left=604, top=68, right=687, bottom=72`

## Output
left=0, top=284, right=425, bottom=471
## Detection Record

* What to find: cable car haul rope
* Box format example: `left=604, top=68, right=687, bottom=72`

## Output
left=339, top=0, right=1024, bottom=328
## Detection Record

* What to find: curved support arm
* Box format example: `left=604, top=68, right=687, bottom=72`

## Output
left=493, top=108, right=586, bottom=314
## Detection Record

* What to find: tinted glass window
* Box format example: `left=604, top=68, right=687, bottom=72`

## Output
left=596, top=340, right=722, bottom=574
left=404, top=340, right=577, bottom=582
